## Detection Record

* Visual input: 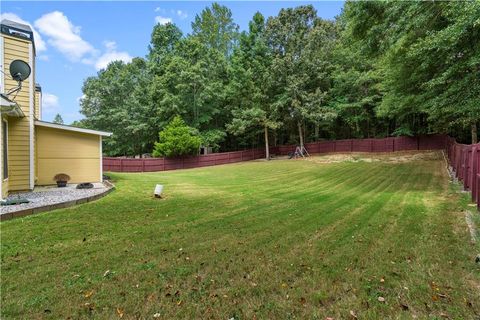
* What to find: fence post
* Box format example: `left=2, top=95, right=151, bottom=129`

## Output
left=350, top=139, right=353, bottom=152
left=463, top=149, right=468, bottom=189
left=120, top=159, right=124, bottom=172
left=471, top=146, right=477, bottom=202
left=142, top=159, right=145, bottom=172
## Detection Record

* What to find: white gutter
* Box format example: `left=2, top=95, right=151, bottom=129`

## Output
left=35, top=120, right=112, bottom=137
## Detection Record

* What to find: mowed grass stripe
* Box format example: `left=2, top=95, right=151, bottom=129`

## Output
left=1, top=156, right=479, bottom=319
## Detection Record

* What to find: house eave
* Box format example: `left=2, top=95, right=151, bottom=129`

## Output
left=0, top=94, right=25, bottom=117
left=34, top=120, right=112, bottom=137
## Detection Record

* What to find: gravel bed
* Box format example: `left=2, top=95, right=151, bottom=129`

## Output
left=1, top=183, right=110, bottom=215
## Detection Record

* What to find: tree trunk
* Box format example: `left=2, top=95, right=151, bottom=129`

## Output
left=314, top=123, right=319, bottom=141
left=264, top=125, right=270, bottom=160
left=472, top=123, right=478, bottom=144
left=298, top=121, right=304, bottom=149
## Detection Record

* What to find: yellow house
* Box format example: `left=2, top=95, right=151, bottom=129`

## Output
left=0, top=19, right=111, bottom=199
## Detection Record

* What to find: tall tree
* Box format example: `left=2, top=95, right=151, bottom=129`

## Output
left=266, top=5, right=336, bottom=149
left=52, top=114, right=64, bottom=124
left=343, top=2, right=480, bottom=142
left=227, top=12, right=280, bottom=159
left=191, top=2, right=239, bottom=56
left=81, top=58, right=155, bottom=156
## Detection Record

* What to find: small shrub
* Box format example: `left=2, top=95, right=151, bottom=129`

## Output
left=153, top=116, right=201, bottom=158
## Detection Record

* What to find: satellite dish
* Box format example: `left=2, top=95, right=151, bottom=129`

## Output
left=9, top=60, right=31, bottom=82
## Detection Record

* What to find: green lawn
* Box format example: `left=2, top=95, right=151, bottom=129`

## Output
left=1, top=155, right=479, bottom=319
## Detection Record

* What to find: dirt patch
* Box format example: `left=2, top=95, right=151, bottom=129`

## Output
left=304, top=150, right=443, bottom=164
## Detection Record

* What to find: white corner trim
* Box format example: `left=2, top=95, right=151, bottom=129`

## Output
left=0, top=120, right=4, bottom=200
left=99, top=136, right=103, bottom=182
left=34, top=120, right=112, bottom=137
left=39, top=90, right=42, bottom=120
left=0, top=37, right=4, bottom=200
left=0, top=37, right=4, bottom=94
left=29, top=43, right=34, bottom=190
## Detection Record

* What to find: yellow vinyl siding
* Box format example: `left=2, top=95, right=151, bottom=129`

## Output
left=36, top=126, right=101, bottom=185
left=2, top=34, right=33, bottom=191
left=3, top=36, right=32, bottom=188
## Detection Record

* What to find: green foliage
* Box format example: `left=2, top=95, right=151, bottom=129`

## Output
left=200, top=129, right=226, bottom=151
left=152, top=116, right=201, bottom=158
left=344, top=2, right=480, bottom=141
left=79, top=2, right=480, bottom=155
left=52, top=114, right=64, bottom=124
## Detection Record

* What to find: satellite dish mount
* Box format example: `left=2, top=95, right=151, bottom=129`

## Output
left=6, top=59, right=31, bottom=97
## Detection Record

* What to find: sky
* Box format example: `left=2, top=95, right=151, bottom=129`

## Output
left=1, top=1, right=344, bottom=124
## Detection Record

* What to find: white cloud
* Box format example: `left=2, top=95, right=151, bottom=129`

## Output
left=154, top=7, right=163, bottom=13
left=0, top=13, right=47, bottom=52
left=38, top=55, right=49, bottom=61
left=154, top=16, right=172, bottom=25
left=94, top=41, right=132, bottom=70
left=42, top=92, right=60, bottom=114
left=176, top=10, right=188, bottom=19
left=34, top=11, right=96, bottom=61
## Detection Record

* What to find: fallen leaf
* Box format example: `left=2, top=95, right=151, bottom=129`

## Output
left=147, top=293, right=155, bottom=302
left=153, top=313, right=161, bottom=318
left=380, top=277, right=385, bottom=283
left=378, top=297, right=385, bottom=303
left=176, top=300, right=182, bottom=306
left=84, top=290, right=94, bottom=298
left=349, top=310, right=358, bottom=319
left=400, top=303, right=409, bottom=311
left=299, top=297, right=306, bottom=306
left=116, top=307, right=124, bottom=318
left=103, top=270, right=111, bottom=277
left=84, top=302, right=95, bottom=311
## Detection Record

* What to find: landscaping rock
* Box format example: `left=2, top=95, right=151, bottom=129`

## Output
left=1, top=183, right=111, bottom=216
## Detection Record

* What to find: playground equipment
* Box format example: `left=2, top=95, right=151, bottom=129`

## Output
left=288, top=146, right=310, bottom=159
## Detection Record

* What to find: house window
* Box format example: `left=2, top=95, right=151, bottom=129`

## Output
left=2, top=121, right=7, bottom=180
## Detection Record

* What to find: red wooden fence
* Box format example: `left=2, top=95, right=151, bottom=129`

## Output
left=103, top=133, right=480, bottom=209
left=103, top=134, right=447, bottom=173
left=269, top=134, right=447, bottom=156
left=445, top=136, right=480, bottom=209
left=103, top=148, right=266, bottom=173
